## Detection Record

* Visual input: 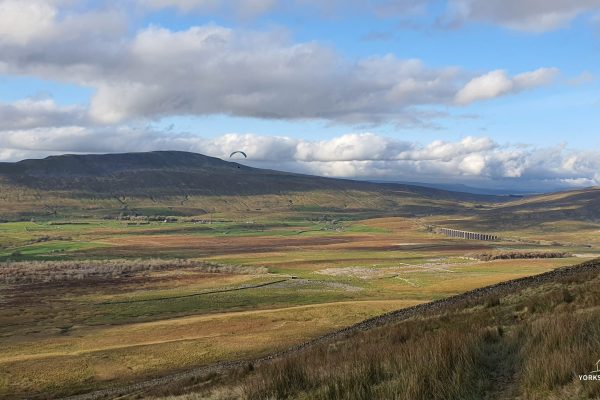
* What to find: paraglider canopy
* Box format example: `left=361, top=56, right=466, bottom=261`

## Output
left=229, top=151, right=247, bottom=158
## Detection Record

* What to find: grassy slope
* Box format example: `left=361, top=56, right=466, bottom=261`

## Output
left=0, top=151, right=503, bottom=203
left=148, top=260, right=600, bottom=400
left=1, top=154, right=597, bottom=232
left=469, top=187, right=600, bottom=229
left=0, top=151, right=507, bottom=221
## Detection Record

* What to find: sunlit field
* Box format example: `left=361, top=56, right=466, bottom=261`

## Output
left=1, top=212, right=598, bottom=398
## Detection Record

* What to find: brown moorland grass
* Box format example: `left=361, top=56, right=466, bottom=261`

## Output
left=0, top=300, right=422, bottom=398
left=149, top=260, right=600, bottom=400
left=95, top=235, right=367, bottom=256
left=1, top=215, right=597, bottom=399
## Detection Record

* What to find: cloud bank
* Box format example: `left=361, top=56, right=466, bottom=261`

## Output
left=444, top=0, right=600, bottom=32
left=139, top=0, right=600, bottom=32
left=0, top=1, right=558, bottom=128
left=0, top=129, right=597, bottom=190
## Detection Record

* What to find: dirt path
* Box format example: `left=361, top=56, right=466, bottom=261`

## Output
left=481, top=332, right=520, bottom=400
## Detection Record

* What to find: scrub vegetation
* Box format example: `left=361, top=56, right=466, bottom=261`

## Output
left=148, top=260, right=600, bottom=400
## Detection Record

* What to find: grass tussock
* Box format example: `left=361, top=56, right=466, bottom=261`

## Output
left=239, top=324, right=490, bottom=400
left=151, top=261, right=600, bottom=400
left=520, top=313, right=600, bottom=399
left=0, top=259, right=267, bottom=284
left=154, top=324, right=493, bottom=400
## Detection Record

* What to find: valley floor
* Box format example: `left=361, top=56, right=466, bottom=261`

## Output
left=0, top=215, right=598, bottom=398
left=145, top=259, right=600, bottom=400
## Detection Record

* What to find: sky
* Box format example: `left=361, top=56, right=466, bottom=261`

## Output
left=0, top=0, right=599, bottom=191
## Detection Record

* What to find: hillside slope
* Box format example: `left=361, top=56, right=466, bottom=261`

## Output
left=470, top=187, right=600, bottom=228
left=0, top=151, right=597, bottom=223
left=0, top=151, right=504, bottom=220
left=0, top=151, right=502, bottom=200
left=141, top=259, right=600, bottom=400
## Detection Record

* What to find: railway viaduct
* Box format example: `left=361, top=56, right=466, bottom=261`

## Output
left=437, top=227, right=498, bottom=241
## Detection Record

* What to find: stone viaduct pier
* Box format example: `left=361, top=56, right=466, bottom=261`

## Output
left=437, top=227, right=498, bottom=241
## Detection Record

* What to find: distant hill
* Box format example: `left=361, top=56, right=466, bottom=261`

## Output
left=476, top=186, right=600, bottom=227
left=388, top=181, right=533, bottom=196
left=0, top=152, right=577, bottom=198
left=0, top=151, right=596, bottom=222
left=0, top=151, right=497, bottom=199
left=0, top=151, right=234, bottom=176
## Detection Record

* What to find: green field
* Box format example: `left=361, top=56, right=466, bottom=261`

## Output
left=1, top=211, right=598, bottom=398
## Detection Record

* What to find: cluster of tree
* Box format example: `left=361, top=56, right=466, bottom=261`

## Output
left=471, top=251, right=571, bottom=262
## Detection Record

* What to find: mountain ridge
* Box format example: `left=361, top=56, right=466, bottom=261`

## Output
left=0, top=151, right=506, bottom=201
left=0, top=151, right=241, bottom=177
left=0, top=151, right=597, bottom=224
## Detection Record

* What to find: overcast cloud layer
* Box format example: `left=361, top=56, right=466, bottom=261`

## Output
left=0, top=0, right=597, bottom=191
left=0, top=0, right=560, bottom=126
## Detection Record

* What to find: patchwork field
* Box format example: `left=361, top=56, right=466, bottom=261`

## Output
left=1, top=214, right=598, bottom=398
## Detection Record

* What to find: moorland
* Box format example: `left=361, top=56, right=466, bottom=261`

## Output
left=0, top=151, right=598, bottom=399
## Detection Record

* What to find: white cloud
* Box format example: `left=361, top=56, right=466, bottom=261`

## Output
left=138, top=0, right=427, bottom=18
left=0, top=0, right=57, bottom=45
left=1, top=28, right=554, bottom=125
left=445, top=0, right=600, bottom=32
left=140, top=0, right=277, bottom=17
left=140, top=0, right=223, bottom=12
left=455, top=68, right=558, bottom=105
left=513, top=68, right=560, bottom=89
left=455, top=70, right=513, bottom=105
left=0, top=18, right=464, bottom=125
left=139, top=0, right=600, bottom=32
left=0, top=98, right=89, bottom=130
left=409, top=137, right=496, bottom=161
left=567, top=71, right=595, bottom=85
left=83, top=27, right=468, bottom=125
left=0, top=2, right=558, bottom=126
left=294, top=133, right=406, bottom=162
left=459, top=153, right=486, bottom=175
